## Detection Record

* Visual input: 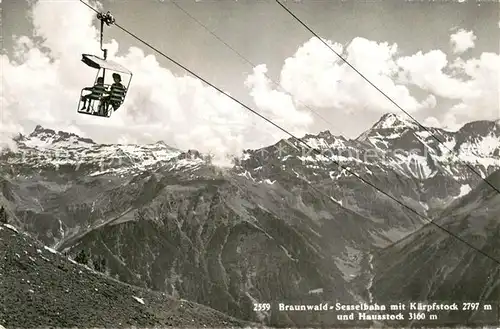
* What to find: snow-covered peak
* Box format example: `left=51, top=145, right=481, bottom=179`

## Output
left=302, top=135, right=347, bottom=150
left=4, top=126, right=187, bottom=176
left=17, top=125, right=95, bottom=149
left=356, top=113, right=421, bottom=143
left=270, top=131, right=347, bottom=152
left=307, top=130, right=340, bottom=141
left=371, top=113, right=419, bottom=130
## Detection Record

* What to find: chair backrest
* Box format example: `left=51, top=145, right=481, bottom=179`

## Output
left=109, top=83, right=127, bottom=104
left=91, top=84, right=107, bottom=97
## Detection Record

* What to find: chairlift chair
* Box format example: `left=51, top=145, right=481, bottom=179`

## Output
left=77, top=11, right=133, bottom=118
left=77, top=55, right=132, bottom=117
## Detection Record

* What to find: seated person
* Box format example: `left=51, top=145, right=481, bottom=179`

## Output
left=80, top=77, right=106, bottom=111
left=100, top=73, right=127, bottom=113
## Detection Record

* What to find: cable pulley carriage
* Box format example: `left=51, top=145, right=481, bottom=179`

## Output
left=77, top=11, right=132, bottom=118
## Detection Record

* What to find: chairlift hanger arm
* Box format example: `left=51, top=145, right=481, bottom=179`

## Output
left=97, top=11, right=115, bottom=26
left=96, top=11, right=115, bottom=60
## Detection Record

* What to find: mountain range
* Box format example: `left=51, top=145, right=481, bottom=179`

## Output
left=1, top=113, right=499, bottom=327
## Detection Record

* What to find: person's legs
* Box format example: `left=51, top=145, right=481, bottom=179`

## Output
left=80, top=95, right=89, bottom=110
left=87, top=95, right=102, bottom=112
left=98, top=96, right=110, bottom=115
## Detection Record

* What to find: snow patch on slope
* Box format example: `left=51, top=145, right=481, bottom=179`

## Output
left=132, top=296, right=145, bottom=305
left=457, top=184, right=472, bottom=198
left=4, top=224, right=19, bottom=233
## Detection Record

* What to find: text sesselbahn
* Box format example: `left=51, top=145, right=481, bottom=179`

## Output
left=253, top=301, right=499, bottom=326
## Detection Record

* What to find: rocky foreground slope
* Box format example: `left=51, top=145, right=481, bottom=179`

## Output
left=0, top=223, right=255, bottom=328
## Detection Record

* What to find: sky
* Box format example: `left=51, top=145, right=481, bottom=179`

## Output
left=1, top=0, right=499, bottom=163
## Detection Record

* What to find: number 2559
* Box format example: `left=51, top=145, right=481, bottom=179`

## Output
left=254, top=303, right=271, bottom=311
